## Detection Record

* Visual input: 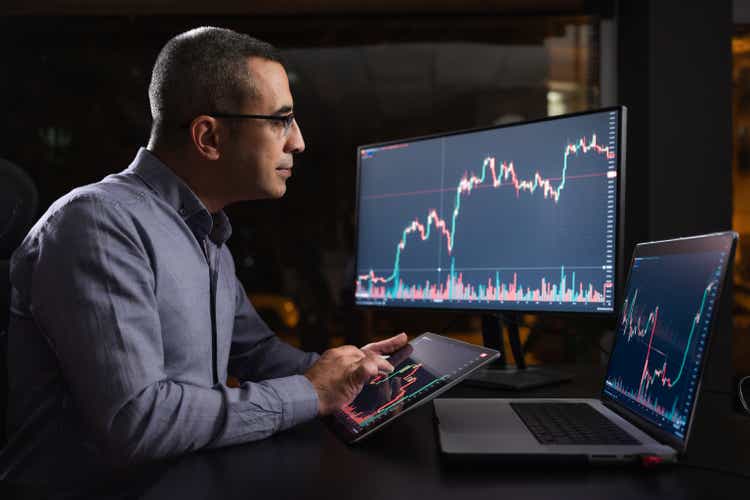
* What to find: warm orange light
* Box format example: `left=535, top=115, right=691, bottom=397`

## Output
left=733, top=37, right=750, bottom=54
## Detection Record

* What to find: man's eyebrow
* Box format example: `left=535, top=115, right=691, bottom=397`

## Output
left=273, top=105, right=293, bottom=115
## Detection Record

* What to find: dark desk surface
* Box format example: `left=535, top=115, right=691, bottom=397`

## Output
left=115, top=364, right=750, bottom=500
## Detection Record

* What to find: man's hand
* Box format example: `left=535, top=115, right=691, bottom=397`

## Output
left=304, top=333, right=409, bottom=416
left=362, top=332, right=408, bottom=356
left=305, top=346, right=393, bottom=415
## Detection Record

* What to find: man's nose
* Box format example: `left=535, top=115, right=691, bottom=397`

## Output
left=286, top=119, right=305, bottom=154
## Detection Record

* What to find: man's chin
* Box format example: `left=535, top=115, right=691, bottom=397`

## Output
left=239, top=183, right=287, bottom=202
left=270, top=181, right=288, bottom=199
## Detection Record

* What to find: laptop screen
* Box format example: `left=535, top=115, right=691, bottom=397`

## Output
left=602, top=232, right=736, bottom=444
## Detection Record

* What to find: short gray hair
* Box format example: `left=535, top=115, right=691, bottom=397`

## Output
left=148, top=26, right=283, bottom=146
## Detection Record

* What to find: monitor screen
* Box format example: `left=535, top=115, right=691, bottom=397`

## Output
left=354, top=107, right=624, bottom=314
left=602, top=232, right=736, bottom=444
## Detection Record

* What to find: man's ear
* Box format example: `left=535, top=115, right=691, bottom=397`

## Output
left=190, top=115, right=223, bottom=160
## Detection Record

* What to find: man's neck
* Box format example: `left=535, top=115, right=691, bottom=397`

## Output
left=147, top=145, right=226, bottom=214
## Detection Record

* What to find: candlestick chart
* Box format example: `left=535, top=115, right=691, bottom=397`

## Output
left=340, top=362, right=448, bottom=428
left=335, top=333, right=495, bottom=433
left=603, top=251, right=725, bottom=440
left=355, top=110, right=619, bottom=313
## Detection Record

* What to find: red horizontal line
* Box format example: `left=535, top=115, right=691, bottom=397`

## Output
left=362, top=171, right=608, bottom=201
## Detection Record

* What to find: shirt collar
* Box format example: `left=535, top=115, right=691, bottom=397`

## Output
left=127, top=147, right=232, bottom=245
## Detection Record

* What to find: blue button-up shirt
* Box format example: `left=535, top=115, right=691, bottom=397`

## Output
left=2, top=148, right=319, bottom=487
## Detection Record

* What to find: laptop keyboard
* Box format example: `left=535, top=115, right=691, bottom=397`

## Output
left=510, top=402, right=641, bottom=445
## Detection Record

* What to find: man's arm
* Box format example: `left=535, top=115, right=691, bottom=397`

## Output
left=29, top=195, right=317, bottom=466
left=228, top=278, right=318, bottom=382
left=226, top=265, right=411, bottom=416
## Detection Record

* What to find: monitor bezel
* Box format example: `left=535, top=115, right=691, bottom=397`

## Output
left=600, top=231, right=738, bottom=453
left=352, top=106, right=627, bottom=318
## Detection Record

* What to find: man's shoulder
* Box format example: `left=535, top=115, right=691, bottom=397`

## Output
left=10, top=172, right=156, bottom=280
left=60, top=172, right=149, bottom=210
left=66, top=169, right=156, bottom=211
left=28, top=172, right=154, bottom=240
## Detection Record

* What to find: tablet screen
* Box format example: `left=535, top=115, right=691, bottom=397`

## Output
left=327, top=333, right=499, bottom=443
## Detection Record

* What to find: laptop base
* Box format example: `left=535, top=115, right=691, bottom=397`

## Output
left=434, top=398, right=676, bottom=462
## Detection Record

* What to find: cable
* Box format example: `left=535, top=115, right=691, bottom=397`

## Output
left=739, top=375, right=750, bottom=415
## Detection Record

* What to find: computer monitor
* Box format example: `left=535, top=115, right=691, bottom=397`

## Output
left=353, top=107, right=626, bottom=387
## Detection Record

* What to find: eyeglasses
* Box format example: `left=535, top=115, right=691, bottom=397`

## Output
left=208, top=112, right=296, bottom=136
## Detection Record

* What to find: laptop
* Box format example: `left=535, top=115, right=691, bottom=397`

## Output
left=434, top=231, right=737, bottom=463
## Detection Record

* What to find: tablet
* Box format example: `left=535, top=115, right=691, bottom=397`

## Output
left=326, top=332, right=500, bottom=443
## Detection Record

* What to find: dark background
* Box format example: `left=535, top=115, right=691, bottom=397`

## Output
left=0, top=1, right=743, bottom=373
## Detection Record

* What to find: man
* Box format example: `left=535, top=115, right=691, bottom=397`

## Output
left=0, top=27, right=407, bottom=488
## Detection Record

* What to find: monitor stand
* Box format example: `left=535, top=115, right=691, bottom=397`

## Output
left=463, top=312, right=572, bottom=391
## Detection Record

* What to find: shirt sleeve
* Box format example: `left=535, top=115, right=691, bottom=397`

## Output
left=29, top=194, right=317, bottom=466
left=228, top=278, right=320, bottom=382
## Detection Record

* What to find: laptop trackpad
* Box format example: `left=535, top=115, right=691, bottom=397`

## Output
left=435, top=398, right=539, bottom=453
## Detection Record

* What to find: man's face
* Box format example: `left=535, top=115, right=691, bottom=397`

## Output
left=221, top=57, right=305, bottom=201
